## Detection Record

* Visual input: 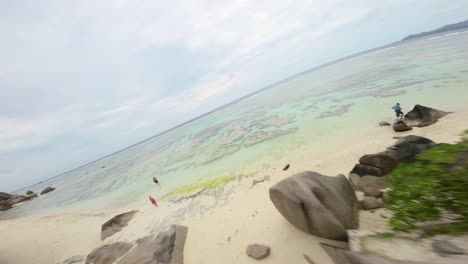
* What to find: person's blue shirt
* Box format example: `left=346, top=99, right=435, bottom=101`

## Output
left=393, top=104, right=401, bottom=112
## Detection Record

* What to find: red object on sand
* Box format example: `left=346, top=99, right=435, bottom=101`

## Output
left=149, top=197, right=158, bottom=207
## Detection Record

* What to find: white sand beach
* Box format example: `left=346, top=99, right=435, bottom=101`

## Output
left=1, top=109, right=468, bottom=264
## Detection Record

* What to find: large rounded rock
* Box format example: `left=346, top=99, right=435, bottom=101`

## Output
left=393, top=121, right=412, bottom=132
left=404, top=105, right=450, bottom=127
left=7, top=195, right=28, bottom=205
left=359, top=152, right=399, bottom=175
left=350, top=164, right=383, bottom=177
left=40, top=186, right=56, bottom=195
left=269, top=171, right=358, bottom=241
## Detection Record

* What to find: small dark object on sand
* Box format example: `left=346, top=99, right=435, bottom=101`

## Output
left=283, top=164, right=290, bottom=171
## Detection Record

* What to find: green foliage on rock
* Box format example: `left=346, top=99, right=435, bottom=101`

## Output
left=385, top=131, right=468, bottom=231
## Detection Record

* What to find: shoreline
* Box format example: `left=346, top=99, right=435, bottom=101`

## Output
left=1, top=109, right=468, bottom=263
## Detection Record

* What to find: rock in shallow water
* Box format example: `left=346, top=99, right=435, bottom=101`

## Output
left=269, top=171, right=358, bottom=241
left=246, top=244, right=270, bottom=260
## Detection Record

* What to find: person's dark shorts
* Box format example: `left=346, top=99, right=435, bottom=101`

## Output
left=395, top=110, right=403, bottom=116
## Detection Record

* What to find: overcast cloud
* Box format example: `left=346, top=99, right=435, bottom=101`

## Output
left=1, top=0, right=468, bottom=191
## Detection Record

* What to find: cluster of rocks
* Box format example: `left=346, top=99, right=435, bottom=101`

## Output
left=85, top=224, right=188, bottom=264
left=0, top=186, right=56, bottom=211
left=267, top=131, right=452, bottom=263
left=379, top=105, right=450, bottom=132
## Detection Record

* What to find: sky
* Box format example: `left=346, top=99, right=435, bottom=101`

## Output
left=1, top=0, right=468, bottom=192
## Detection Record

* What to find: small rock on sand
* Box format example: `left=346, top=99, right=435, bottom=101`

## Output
left=359, top=197, right=384, bottom=210
left=40, top=186, right=56, bottom=195
left=283, top=164, right=290, bottom=171
left=432, top=240, right=465, bottom=255
left=379, top=121, right=391, bottom=126
left=246, top=244, right=270, bottom=260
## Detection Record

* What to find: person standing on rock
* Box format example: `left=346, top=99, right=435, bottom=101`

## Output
left=392, top=103, right=404, bottom=119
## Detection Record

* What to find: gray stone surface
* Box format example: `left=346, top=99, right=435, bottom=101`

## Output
left=349, top=173, right=361, bottom=187
left=404, top=105, right=450, bottom=127
left=393, top=121, right=413, bottom=132
left=362, top=187, right=382, bottom=198
left=351, top=164, right=384, bottom=177
left=432, top=240, right=465, bottom=255
left=85, top=242, right=133, bottom=264
left=101, top=210, right=138, bottom=240
left=379, top=121, right=391, bottom=126
left=359, top=197, right=384, bottom=210
left=246, top=244, right=270, bottom=260
left=269, top=171, right=358, bottom=241
left=356, top=176, right=388, bottom=191
left=359, top=152, right=399, bottom=175
left=117, top=224, right=188, bottom=264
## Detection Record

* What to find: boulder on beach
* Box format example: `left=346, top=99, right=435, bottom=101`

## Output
left=246, top=244, right=270, bottom=260
left=350, top=164, right=383, bottom=177
left=269, top=171, right=358, bottom=241
left=26, top=190, right=34, bottom=195
left=40, top=186, right=56, bottom=195
left=101, top=210, right=138, bottom=240
left=393, top=121, right=412, bottom=132
left=359, top=152, right=399, bottom=175
left=85, top=242, right=133, bottom=264
left=359, top=197, right=384, bottom=210
left=117, top=225, right=188, bottom=264
left=404, top=105, right=450, bottom=127
left=389, top=135, right=435, bottom=163
left=432, top=240, right=465, bottom=255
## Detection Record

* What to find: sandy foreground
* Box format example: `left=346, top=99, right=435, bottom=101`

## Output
left=1, top=110, right=468, bottom=264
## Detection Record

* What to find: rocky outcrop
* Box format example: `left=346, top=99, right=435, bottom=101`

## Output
left=390, top=135, right=435, bottom=163
left=117, top=225, right=188, bottom=264
left=40, top=186, right=56, bottom=195
left=101, top=210, right=138, bottom=240
left=350, top=135, right=435, bottom=178
left=269, top=171, right=358, bottom=241
left=246, top=244, right=270, bottom=260
left=393, top=121, right=412, bottom=132
left=404, top=105, right=450, bottom=127
left=85, top=225, right=188, bottom=264
left=85, top=242, right=133, bottom=264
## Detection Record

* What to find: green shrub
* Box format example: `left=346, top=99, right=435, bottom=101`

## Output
left=385, top=131, right=468, bottom=231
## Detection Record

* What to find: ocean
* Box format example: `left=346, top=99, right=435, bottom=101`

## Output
left=2, top=30, right=468, bottom=220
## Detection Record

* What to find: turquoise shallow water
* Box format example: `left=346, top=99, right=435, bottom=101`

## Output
left=2, top=31, right=468, bottom=219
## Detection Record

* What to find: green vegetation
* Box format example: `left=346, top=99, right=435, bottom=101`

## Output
left=385, top=131, right=468, bottom=232
left=160, top=172, right=257, bottom=200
